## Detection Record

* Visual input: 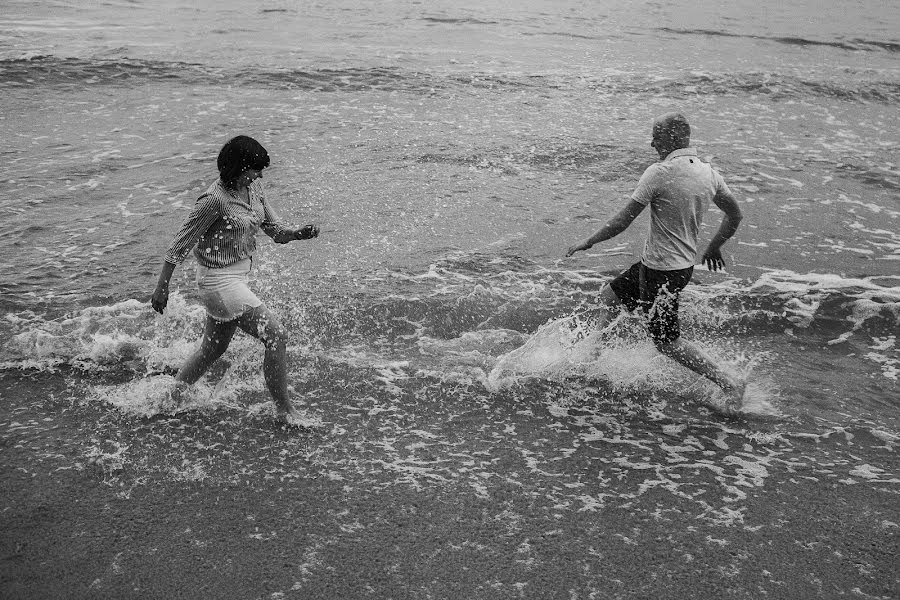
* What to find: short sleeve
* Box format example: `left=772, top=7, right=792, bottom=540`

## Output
left=712, top=168, right=732, bottom=197
left=630, top=164, right=659, bottom=206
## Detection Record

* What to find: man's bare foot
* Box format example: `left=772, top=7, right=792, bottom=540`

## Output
left=698, top=377, right=746, bottom=416
left=721, top=378, right=746, bottom=414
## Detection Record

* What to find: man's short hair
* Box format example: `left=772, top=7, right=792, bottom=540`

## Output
left=654, top=113, right=691, bottom=145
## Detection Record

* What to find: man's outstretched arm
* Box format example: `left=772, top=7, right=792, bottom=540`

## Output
left=566, top=199, right=646, bottom=257
left=701, top=189, right=743, bottom=271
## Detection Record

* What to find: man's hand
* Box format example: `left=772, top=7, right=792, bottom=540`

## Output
left=566, top=241, right=591, bottom=257
left=151, top=285, right=169, bottom=315
left=701, top=247, right=726, bottom=271
left=565, top=200, right=645, bottom=258
left=295, top=224, right=320, bottom=240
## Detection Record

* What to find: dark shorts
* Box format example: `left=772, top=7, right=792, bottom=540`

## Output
left=609, top=262, right=694, bottom=345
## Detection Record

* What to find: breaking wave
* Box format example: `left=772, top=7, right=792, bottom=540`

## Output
left=3, top=56, right=898, bottom=104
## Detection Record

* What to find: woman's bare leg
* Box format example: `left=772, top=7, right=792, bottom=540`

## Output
left=235, top=305, right=295, bottom=418
left=176, top=316, right=238, bottom=384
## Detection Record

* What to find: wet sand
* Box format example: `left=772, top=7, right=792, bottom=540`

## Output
left=3, top=455, right=898, bottom=599
left=2, top=372, right=898, bottom=600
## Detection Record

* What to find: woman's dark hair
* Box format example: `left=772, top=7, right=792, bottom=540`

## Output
left=217, top=135, right=270, bottom=188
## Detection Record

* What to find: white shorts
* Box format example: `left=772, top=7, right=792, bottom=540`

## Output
left=196, top=259, right=263, bottom=322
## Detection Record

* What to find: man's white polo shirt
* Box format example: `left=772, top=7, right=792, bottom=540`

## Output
left=630, top=148, right=733, bottom=270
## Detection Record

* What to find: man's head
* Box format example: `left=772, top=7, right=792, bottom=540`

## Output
left=650, top=113, right=691, bottom=159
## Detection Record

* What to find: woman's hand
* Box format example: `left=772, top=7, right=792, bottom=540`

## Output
left=151, top=261, right=176, bottom=314
left=295, top=224, right=320, bottom=240
left=151, top=285, right=169, bottom=314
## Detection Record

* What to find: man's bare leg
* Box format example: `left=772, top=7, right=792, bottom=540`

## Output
left=655, top=337, right=745, bottom=406
left=584, top=284, right=622, bottom=328
left=591, top=284, right=745, bottom=408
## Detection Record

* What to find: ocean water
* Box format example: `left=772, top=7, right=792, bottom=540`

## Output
left=1, top=0, right=899, bottom=588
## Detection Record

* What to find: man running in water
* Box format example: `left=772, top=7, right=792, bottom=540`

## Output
left=566, top=113, right=745, bottom=407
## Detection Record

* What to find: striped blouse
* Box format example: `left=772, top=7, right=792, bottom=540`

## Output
left=164, top=179, right=296, bottom=269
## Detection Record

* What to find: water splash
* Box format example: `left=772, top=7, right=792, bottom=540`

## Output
left=0, top=293, right=203, bottom=373
left=739, top=376, right=782, bottom=417
left=93, top=375, right=219, bottom=418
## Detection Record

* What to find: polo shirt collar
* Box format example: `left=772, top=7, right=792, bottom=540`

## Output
left=664, top=147, right=697, bottom=161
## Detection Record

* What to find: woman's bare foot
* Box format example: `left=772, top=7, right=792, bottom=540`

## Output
left=163, top=380, right=190, bottom=412
left=275, top=403, right=323, bottom=428
left=276, top=403, right=297, bottom=421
